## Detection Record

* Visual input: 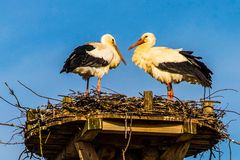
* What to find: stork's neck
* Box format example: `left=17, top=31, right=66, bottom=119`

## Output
left=132, top=42, right=154, bottom=67
left=135, top=42, right=153, bottom=53
left=106, top=44, right=121, bottom=69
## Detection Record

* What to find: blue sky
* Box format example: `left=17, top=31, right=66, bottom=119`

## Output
left=0, top=0, right=240, bottom=159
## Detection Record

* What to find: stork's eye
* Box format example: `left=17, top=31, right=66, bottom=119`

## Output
left=144, top=35, right=148, bottom=38
left=112, top=39, right=115, bottom=43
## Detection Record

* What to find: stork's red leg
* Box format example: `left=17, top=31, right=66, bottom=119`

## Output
left=167, top=83, right=174, bottom=100
left=85, top=78, right=90, bottom=95
left=97, top=78, right=101, bottom=95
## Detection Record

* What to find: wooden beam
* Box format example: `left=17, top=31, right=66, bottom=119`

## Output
left=142, top=147, right=159, bottom=159
left=55, top=128, right=100, bottom=160
left=144, top=91, right=153, bottom=111
left=176, top=133, right=193, bottom=143
left=97, top=145, right=116, bottom=160
left=78, top=118, right=102, bottom=141
left=159, top=141, right=191, bottom=160
left=102, top=120, right=184, bottom=135
left=183, top=120, right=197, bottom=134
left=86, top=113, right=187, bottom=122
left=160, top=133, right=193, bottom=160
left=79, top=118, right=198, bottom=139
left=75, top=142, right=99, bottom=160
left=55, top=132, right=79, bottom=160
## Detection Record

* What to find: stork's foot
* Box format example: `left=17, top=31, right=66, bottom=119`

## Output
left=85, top=78, right=90, bottom=96
left=85, top=90, right=90, bottom=96
left=97, top=90, right=101, bottom=96
left=166, top=83, right=174, bottom=100
left=167, top=90, right=174, bottom=100
left=97, top=78, right=101, bottom=96
left=97, top=84, right=101, bottom=96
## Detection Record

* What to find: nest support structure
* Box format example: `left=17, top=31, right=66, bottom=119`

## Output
left=24, top=91, right=224, bottom=160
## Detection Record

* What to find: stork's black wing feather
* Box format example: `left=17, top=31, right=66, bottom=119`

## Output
left=179, top=51, right=202, bottom=59
left=179, top=51, right=213, bottom=79
left=179, top=50, right=194, bottom=55
left=157, top=62, right=212, bottom=87
left=60, top=44, right=109, bottom=73
left=157, top=50, right=213, bottom=87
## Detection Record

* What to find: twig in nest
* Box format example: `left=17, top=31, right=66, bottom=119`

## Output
left=102, top=86, right=121, bottom=94
left=209, top=148, right=216, bottom=160
left=222, top=133, right=240, bottom=145
left=69, top=89, right=77, bottom=94
left=5, top=116, right=24, bottom=124
left=205, top=88, right=238, bottom=99
left=0, top=140, right=24, bottom=145
left=0, top=83, right=30, bottom=113
left=4, top=82, right=28, bottom=112
left=214, top=108, right=240, bottom=116
left=0, top=122, right=24, bottom=129
left=199, top=152, right=204, bottom=160
left=224, top=119, right=237, bottom=128
left=217, top=143, right=222, bottom=160
left=18, top=148, right=28, bottom=160
left=159, top=94, right=184, bottom=105
left=228, top=140, right=232, bottom=160
left=0, top=96, right=23, bottom=111
left=18, top=148, right=41, bottom=160
left=138, top=92, right=143, bottom=97
left=7, top=130, right=24, bottom=144
left=18, top=80, right=61, bottom=102
left=210, top=95, right=224, bottom=99
left=209, top=148, right=213, bottom=160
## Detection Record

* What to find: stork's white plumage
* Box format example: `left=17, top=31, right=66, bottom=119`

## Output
left=60, top=34, right=126, bottom=94
left=128, top=32, right=212, bottom=99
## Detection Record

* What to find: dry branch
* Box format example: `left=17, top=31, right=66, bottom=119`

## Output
left=0, top=122, right=24, bottom=129
left=18, top=80, right=61, bottom=102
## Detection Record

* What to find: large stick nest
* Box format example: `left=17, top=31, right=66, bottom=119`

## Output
left=28, top=90, right=225, bottom=133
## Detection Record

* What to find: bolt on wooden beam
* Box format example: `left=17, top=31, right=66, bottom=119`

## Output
left=144, top=91, right=153, bottom=111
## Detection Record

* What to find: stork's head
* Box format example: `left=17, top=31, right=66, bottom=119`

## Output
left=101, top=34, right=126, bottom=65
left=128, top=32, right=156, bottom=50
left=101, top=34, right=116, bottom=45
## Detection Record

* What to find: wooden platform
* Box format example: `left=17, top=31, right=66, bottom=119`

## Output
left=24, top=92, right=223, bottom=160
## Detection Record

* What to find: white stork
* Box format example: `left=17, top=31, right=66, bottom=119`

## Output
left=128, top=32, right=212, bottom=99
left=60, top=34, right=126, bottom=95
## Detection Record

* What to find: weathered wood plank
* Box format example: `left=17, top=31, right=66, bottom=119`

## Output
left=160, top=133, right=193, bottom=160
left=75, top=142, right=99, bottom=160
left=160, top=141, right=191, bottom=160
left=102, top=120, right=184, bottom=135
left=144, top=91, right=153, bottom=111
left=183, top=120, right=197, bottom=134
left=55, top=133, right=79, bottom=160
left=142, top=147, right=159, bottom=160
left=78, top=118, right=102, bottom=141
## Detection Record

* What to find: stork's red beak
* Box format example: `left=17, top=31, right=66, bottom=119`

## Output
left=128, top=38, right=145, bottom=50
left=113, top=44, right=126, bottom=65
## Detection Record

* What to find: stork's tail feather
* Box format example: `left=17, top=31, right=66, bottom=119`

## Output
left=179, top=50, right=213, bottom=88
left=60, top=67, right=66, bottom=73
left=194, top=59, right=213, bottom=88
left=60, top=68, right=65, bottom=74
left=60, top=69, right=64, bottom=73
